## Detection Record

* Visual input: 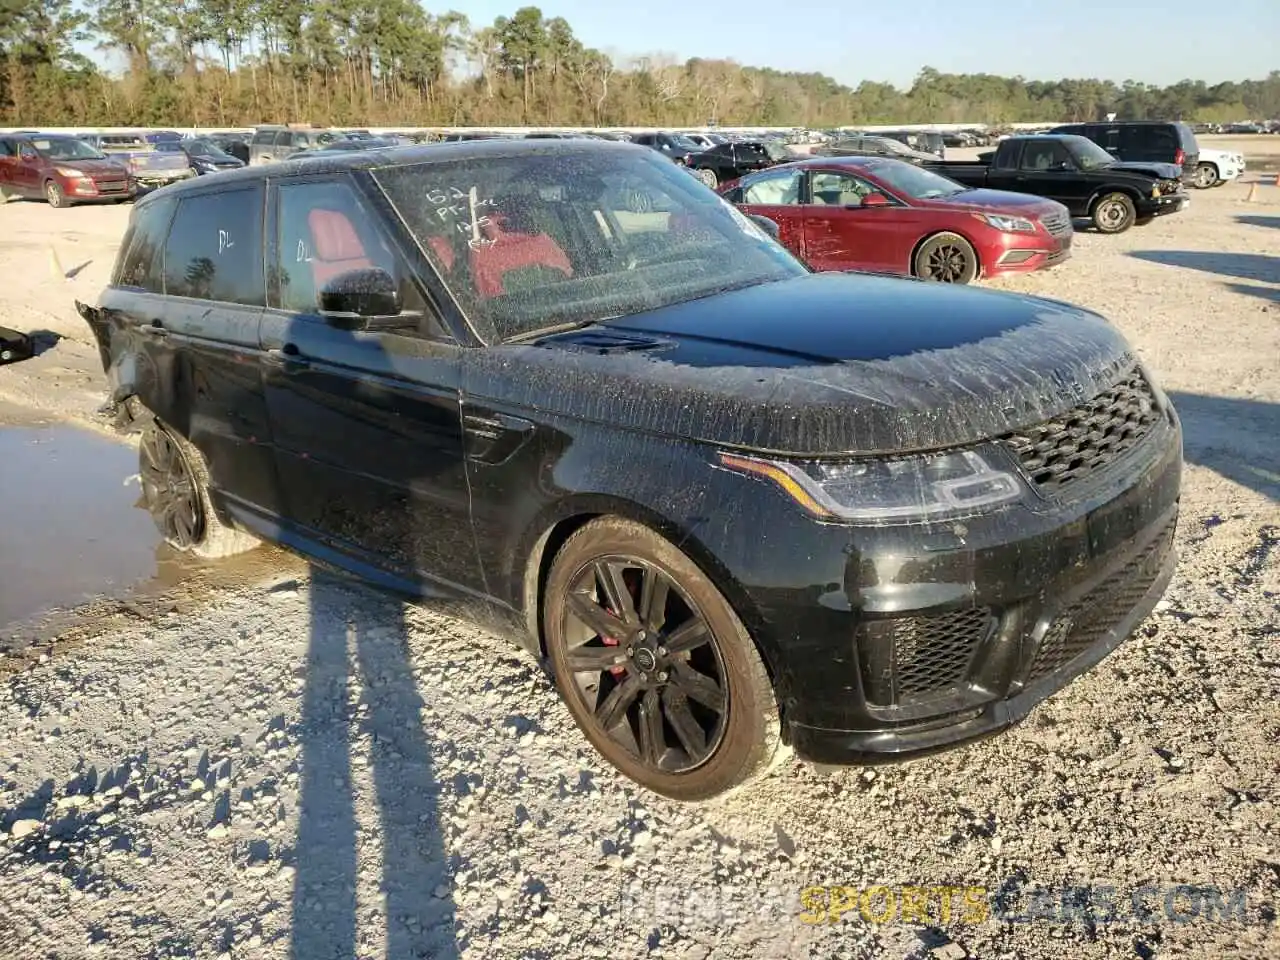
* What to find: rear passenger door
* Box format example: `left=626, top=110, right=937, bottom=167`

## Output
left=108, top=186, right=281, bottom=519
left=258, top=175, right=483, bottom=594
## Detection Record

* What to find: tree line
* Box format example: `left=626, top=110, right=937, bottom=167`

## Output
left=2, top=0, right=1278, bottom=129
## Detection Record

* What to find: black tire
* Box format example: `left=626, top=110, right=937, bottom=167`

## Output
left=1091, top=192, right=1135, bottom=234
left=543, top=517, right=783, bottom=801
left=913, top=232, right=978, bottom=284
left=1192, top=162, right=1218, bottom=189
left=138, top=419, right=261, bottom=560
left=45, top=179, right=67, bottom=209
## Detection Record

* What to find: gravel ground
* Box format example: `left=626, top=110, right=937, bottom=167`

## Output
left=0, top=176, right=1277, bottom=959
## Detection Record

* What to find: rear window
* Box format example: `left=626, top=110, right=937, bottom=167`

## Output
left=114, top=197, right=176, bottom=293
left=1175, top=122, right=1200, bottom=153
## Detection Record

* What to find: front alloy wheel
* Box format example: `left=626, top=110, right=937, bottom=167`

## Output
left=544, top=518, right=782, bottom=801
left=139, top=424, right=205, bottom=548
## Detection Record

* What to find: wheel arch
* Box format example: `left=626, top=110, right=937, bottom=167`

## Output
left=519, top=496, right=782, bottom=691
left=909, top=228, right=984, bottom=280
left=1087, top=184, right=1140, bottom=215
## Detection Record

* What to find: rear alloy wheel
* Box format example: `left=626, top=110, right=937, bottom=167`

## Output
left=1192, top=163, right=1218, bottom=189
left=914, top=232, right=978, bottom=283
left=45, top=180, right=67, bottom=208
left=138, top=420, right=262, bottom=559
left=695, top=167, right=718, bottom=188
left=544, top=517, right=782, bottom=801
left=1091, top=193, right=1136, bottom=234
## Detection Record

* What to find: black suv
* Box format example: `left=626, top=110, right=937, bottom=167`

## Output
left=78, top=140, right=1181, bottom=801
left=1050, top=121, right=1201, bottom=187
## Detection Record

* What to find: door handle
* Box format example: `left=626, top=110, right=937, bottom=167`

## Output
left=139, top=320, right=168, bottom=337
left=264, top=347, right=309, bottom=373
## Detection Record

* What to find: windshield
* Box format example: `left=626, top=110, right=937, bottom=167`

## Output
left=374, top=146, right=806, bottom=342
left=762, top=141, right=792, bottom=161
left=669, top=135, right=702, bottom=152
left=31, top=137, right=106, bottom=161
left=872, top=138, right=916, bottom=157
left=863, top=159, right=967, bottom=199
left=184, top=137, right=232, bottom=158
left=1065, top=136, right=1118, bottom=170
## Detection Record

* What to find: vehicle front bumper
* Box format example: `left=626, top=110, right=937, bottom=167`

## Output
left=135, top=170, right=196, bottom=188
left=724, top=403, right=1183, bottom=765
left=1138, top=193, right=1189, bottom=218
left=986, top=231, right=1072, bottom=276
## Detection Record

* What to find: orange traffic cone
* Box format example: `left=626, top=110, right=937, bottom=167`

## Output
left=1274, top=172, right=1280, bottom=187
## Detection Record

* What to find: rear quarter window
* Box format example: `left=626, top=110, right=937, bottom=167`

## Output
left=114, top=197, right=177, bottom=293
left=162, top=187, right=265, bottom=305
left=1176, top=123, right=1200, bottom=153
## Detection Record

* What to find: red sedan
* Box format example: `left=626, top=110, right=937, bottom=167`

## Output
left=718, top=156, right=1072, bottom=283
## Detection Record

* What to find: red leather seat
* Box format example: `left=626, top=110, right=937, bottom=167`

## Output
left=308, top=209, right=373, bottom=288
left=469, top=205, right=572, bottom=298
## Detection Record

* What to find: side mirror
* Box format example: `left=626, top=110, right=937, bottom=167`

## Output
left=748, top=213, right=780, bottom=239
left=318, top=268, right=402, bottom=329
left=859, top=192, right=891, bottom=208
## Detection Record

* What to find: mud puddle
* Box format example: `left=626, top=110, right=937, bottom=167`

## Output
left=0, top=421, right=168, bottom=631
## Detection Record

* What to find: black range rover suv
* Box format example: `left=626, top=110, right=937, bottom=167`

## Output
left=78, top=140, right=1182, bottom=801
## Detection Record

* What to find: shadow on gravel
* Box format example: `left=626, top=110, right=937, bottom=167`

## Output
left=1236, top=215, right=1280, bottom=231
left=292, top=568, right=458, bottom=960
left=1224, top=282, right=1280, bottom=304
left=1168, top=391, right=1280, bottom=500
left=1128, top=250, right=1280, bottom=284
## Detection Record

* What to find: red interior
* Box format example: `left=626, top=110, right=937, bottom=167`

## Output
left=308, top=209, right=373, bottom=287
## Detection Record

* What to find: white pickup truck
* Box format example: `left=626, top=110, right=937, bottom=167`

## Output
left=1192, top=147, right=1246, bottom=188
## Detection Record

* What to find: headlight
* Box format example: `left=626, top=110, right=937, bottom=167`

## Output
left=54, top=167, right=87, bottom=178
left=718, top=448, right=1023, bottom=522
left=975, top=213, right=1035, bottom=233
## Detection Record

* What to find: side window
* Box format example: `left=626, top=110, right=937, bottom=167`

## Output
left=163, top=188, right=265, bottom=305
left=0, top=139, right=13, bottom=157
left=273, top=131, right=293, bottom=150
left=809, top=172, right=876, bottom=206
left=251, top=130, right=276, bottom=147
left=114, top=197, right=175, bottom=292
left=741, top=169, right=802, bottom=206
left=1022, top=141, right=1067, bottom=170
left=993, top=144, right=1021, bottom=171
left=274, top=179, right=437, bottom=334
left=1147, top=126, right=1177, bottom=157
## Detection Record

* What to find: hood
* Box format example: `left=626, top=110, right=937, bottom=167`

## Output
left=462, top=272, right=1137, bottom=456
left=58, top=158, right=130, bottom=177
left=1105, top=160, right=1183, bottom=180
left=920, top=188, right=1063, bottom=216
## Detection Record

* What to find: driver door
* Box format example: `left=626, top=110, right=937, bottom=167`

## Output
left=1019, top=140, right=1076, bottom=207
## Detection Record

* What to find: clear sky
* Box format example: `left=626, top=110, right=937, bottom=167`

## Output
left=453, top=0, right=1279, bottom=88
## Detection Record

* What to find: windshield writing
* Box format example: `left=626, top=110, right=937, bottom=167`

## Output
left=374, top=146, right=806, bottom=342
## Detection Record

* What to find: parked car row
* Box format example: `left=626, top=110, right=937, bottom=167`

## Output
left=703, top=121, right=1224, bottom=287
left=73, top=137, right=1183, bottom=801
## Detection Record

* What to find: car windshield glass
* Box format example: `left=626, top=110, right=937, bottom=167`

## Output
left=374, top=145, right=807, bottom=342
left=31, top=137, right=106, bottom=161
left=184, top=138, right=231, bottom=158
left=669, top=135, right=701, bottom=152
left=154, top=141, right=183, bottom=152
left=873, top=138, right=914, bottom=156
left=1067, top=136, right=1117, bottom=169
left=864, top=159, right=966, bottom=199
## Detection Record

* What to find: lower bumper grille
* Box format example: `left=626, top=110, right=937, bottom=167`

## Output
left=857, top=608, right=995, bottom=706
left=1026, top=519, right=1176, bottom=684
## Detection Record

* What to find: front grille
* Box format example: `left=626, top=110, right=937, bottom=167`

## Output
left=998, top=366, right=1162, bottom=494
left=1026, top=519, right=1176, bottom=684
left=1041, top=210, right=1072, bottom=238
left=96, top=180, right=127, bottom=193
left=857, top=608, right=995, bottom=706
